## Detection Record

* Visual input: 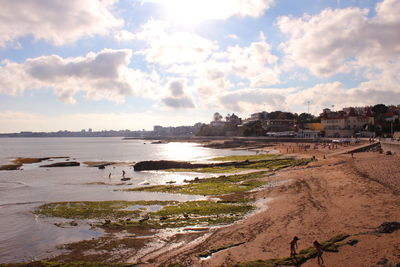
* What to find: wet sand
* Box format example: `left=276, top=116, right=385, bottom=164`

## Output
left=145, top=144, right=400, bottom=267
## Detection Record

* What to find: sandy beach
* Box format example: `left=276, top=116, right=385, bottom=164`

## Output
left=2, top=140, right=399, bottom=267
left=144, top=143, right=400, bottom=267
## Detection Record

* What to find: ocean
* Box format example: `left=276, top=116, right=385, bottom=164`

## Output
left=0, top=137, right=253, bottom=263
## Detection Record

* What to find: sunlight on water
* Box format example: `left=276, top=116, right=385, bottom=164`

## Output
left=0, top=137, right=255, bottom=263
left=158, top=142, right=209, bottom=161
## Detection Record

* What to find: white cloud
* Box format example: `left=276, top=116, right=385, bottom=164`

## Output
left=133, top=20, right=218, bottom=65
left=0, top=49, right=157, bottom=103
left=0, top=0, right=122, bottom=48
left=168, top=79, right=184, bottom=97
left=119, top=20, right=282, bottom=110
left=278, top=0, right=400, bottom=77
left=162, top=96, right=195, bottom=109
left=286, top=80, right=400, bottom=115
left=221, top=35, right=280, bottom=87
left=163, top=31, right=281, bottom=101
left=219, top=87, right=295, bottom=112
left=161, top=78, right=195, bottom=109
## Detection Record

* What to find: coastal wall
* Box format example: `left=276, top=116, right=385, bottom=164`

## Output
left=380, top=141, right=400, bottom=154
left=344, top=142, right=380, bottom=154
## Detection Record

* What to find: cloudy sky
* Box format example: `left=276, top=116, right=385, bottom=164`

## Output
left=1, top=0, right=399, bottom=132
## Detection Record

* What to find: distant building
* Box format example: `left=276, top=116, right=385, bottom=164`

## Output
left=296, top=130, right=321, bottom=138
left=250, top=111, right=268, bottom=121
left=225, top=113, right=242, bottom=125
left=263, top=119, right=295, bottom=132
left=302, top=123, right=321, bottom=131
left=320, top=107, right=374, bottom=137
left=210, top=112, right=226, bottom=127
left=210, top=120, right=226, bottom=127
left=382, top=111, right=400, bottom=122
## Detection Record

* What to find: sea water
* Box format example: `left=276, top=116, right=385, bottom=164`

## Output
left=0, top=137, right=254, bottom=263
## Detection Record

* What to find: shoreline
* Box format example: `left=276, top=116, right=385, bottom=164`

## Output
left=146, top=144, right=400, bottom=267
left=2, top=141, right=399, bottom=266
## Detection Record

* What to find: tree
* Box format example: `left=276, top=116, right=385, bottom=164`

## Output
left=297, top=113, right=319, bottom=123
left=268, top=111, right=296, bottom=120
left=372, top=104, right=389, bottom=114
left=243, top=121, right=265, bottom=136
left=213, top=112, right=223, bottom=122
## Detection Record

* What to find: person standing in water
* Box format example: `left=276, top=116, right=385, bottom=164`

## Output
left=290, top=236, right=299, bottom=257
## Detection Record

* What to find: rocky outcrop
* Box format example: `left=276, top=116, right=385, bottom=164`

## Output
left=40, top=161, right=80, bottom=168
left=0, top=163, right=22, bottom=171
left=133, top=159, right=266, bottom=171
left=0, top=157, right=69, bottom=171
left=133, top=160, right=210, bottom=171
left=376, top=222, right=400, bottom=233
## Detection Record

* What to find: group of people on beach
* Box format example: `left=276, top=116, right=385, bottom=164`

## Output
left=290, top=236, right=324, bottom=266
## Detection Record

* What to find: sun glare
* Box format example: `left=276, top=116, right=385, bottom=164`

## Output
left=163, top=0, right=233, bottom=26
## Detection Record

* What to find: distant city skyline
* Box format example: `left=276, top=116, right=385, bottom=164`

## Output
left=1, top=0, right=399, bottom=133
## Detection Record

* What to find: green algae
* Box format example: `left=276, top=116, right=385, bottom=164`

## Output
left=169, top=158, right=312, bottom=173
left=125, top=171, right=270, bottom=195
left=34, top=200, right=177, bottom=220
left=125, top=180, right=266, bottom=195
left=33, top=200, right=254, bottom=230
left=154, top=200, right=252, bottom=216
left=106, top=200, right=255, bottom=229
left=199, top=242, right=246, bottom=258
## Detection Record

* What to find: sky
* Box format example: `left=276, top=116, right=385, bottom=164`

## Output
left=0, top=0, right=400, bottom=132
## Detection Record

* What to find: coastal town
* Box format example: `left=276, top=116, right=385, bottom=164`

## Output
left=153, top=104, right=400, bottom=139
left=1, top=0, right=400, bottom=266
left=2, top=104, right=400, bottom=140
left=1, top=105, right=400, bottom=267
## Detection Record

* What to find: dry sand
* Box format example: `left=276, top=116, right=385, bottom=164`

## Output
left=144, top=144, right=400, bottom=267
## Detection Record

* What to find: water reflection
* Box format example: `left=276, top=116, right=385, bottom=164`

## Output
left=158, top=142, right=210, bottom=161
left=0, top=138, right=255, bottom=263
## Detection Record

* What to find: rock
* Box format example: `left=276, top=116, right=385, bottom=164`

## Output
left=151, top=140, right=167, bottom=144
left=121, top=177, right=131, bottom=181
left=376, top=222, right=400, bottom=233
left=40, top=161, right=80, bottom=167
left=133, top=159, right=266, bottom=171
left=0, top=163, right=22, bottom=171
left=134, top=160, right=207, bottom=171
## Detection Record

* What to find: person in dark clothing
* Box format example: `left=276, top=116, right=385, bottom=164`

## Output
left=313, top=240, right=324, bottom=265
left=290, top=236, right=300, bottom=257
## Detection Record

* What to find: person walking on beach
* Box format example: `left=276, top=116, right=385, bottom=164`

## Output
left=313, top=240, right=324, bottom=265
left=122, top=170, right=126, bottom=178
left=290, top=236, right=299, bottom=257
left=108, top=172, right=111, bottom=179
